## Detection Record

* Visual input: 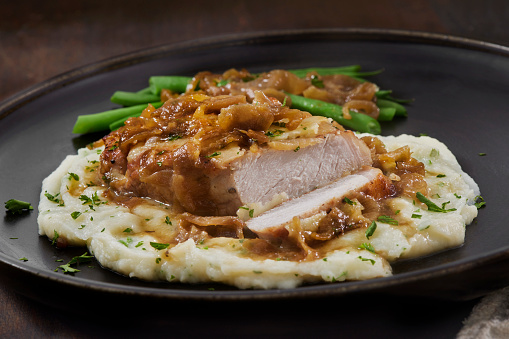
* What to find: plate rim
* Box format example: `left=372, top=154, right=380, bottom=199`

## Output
left=1, top=27, right=508, bottom=301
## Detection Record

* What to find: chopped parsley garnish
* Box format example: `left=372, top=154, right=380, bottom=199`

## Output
left=474, top=195, right=486, bottom=209
left=357, top=256, right=375, bottom=265
left=294, top=146, right=300, bottom=152
left=365, top=221, right=377, bottom=239
left=55, top=252, right=93, bottom=274
left=68, top=172, right=80, bottom=181
left=168, top=134, right=182, bottom=141
left=377, top=215, right=398, bottom=225
left=150, top=242, right=170, bottom=250
left=343, top=197, right=356, bottom=205
left=416, top=192, right=457, bottom=212
left=70, top=211, right=82, bottom=220
left=359, top=243, right=375, bottom=253
left=265, top=129, right=285, bottom=137
left=51, top=230, right=59, bottom=246
left=79, top=192, right=103, bottom=210
left=239, top=206, right=255, bottom=217
left=19, top=257, right=28, bottom=262
left=44, top=191, right=64, bottom=206
left=205, top=152, right=221, bottom=158
left=429, top=148, right=440, bottom=157
left=4, top=199, right=33, bottom=214
left=119, top=237, right=133, bottom=247
left=165, top=216, right=172, bottom=225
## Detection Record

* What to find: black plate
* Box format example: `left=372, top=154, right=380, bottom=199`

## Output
left=1, top=29, right=509, bottom=308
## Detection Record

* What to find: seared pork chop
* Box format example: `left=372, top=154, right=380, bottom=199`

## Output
left=100, top=92, right=372, bottom=216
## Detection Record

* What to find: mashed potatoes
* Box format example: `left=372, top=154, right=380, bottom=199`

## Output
left=37, top=134, right=479, bottom=289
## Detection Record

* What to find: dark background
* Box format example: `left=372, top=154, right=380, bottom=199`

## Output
left=1, top=0, right=508, bottom=337
left=2, top=0, right=509, bottom=103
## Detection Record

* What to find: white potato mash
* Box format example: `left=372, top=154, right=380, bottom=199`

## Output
left=38, top=134, right=479, bottom=289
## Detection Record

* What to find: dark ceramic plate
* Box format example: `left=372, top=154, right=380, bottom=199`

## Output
left=1, top=29, right=509, bottom=308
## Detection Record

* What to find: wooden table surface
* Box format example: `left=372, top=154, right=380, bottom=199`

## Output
left=1, top=1, right=508, bottom=337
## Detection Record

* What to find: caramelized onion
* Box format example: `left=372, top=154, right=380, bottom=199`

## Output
left=182, top=213, right=246, bottom=239
left=343, top=100, right=380, bottom=120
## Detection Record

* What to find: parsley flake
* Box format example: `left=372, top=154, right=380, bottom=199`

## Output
left=358, top=256, right=376, bottom=265
left=55, top=252, right=93, bottom=274
left=474, top=195, right=486, bottom=209
left=68, top=172, right=80, bottom=181
left=150, top=242, right=170, bottom=250
left=416, top=192, right=457, bottom=212
left=205, top=152, right=221, bottom=158
left=70, top=211, right=82, bottom=220
left=4, top=199, right=33, bottom=214
left=359, top=243, right=375, bottom=253
left=343, top=197, right=356, bottom=205
left=377, top=215, right=398, bottom=225
left=365, top=221, right=377, bottom=239
left=51, top=230, right=59, bottom=246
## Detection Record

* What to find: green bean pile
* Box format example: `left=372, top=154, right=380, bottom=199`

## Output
left=72, top=66, right=409, bottom=135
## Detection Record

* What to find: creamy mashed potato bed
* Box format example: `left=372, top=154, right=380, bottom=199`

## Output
left=38, top=135, right=479, bottom=289
left=367, top=134, right=479, bottom=259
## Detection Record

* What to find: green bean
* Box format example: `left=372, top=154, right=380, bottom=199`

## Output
left=110, top=91, right=160, bottom=106
left=73, top=66, right=407, bottom=135
left=378, top=107, right=396, bottom=122
left=376, top=99, right=407, bottom=117
left=108, top=116, right=135, bottom=131
left=375, top=90, right=392, bottom=98
left=288, top=65, right=362, bottom=78
left=376, top=90, right=413, bottom=104
left=109, top=118, right=127, bottom=131
left=136, top=87, right=154, bottom=95
left=286, top=93, right=381, bottom=134
left=149, top=76, right=191, bottom=95
left=72, top=102, right=163, bottom=134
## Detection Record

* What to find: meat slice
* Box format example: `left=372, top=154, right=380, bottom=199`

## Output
left=245, top=167, right=394, bottom=240
left=208, top=130, right=372, bottom=215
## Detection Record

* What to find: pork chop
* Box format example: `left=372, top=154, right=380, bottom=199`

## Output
left=100, top=92, right=372, bottom=216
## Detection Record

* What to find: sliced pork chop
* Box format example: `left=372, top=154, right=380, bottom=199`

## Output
left=208, top=130, right=372, bottom=215
left=101, top=92, right=372, bottom=216
left=246, top=167, right=394, bottom=240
